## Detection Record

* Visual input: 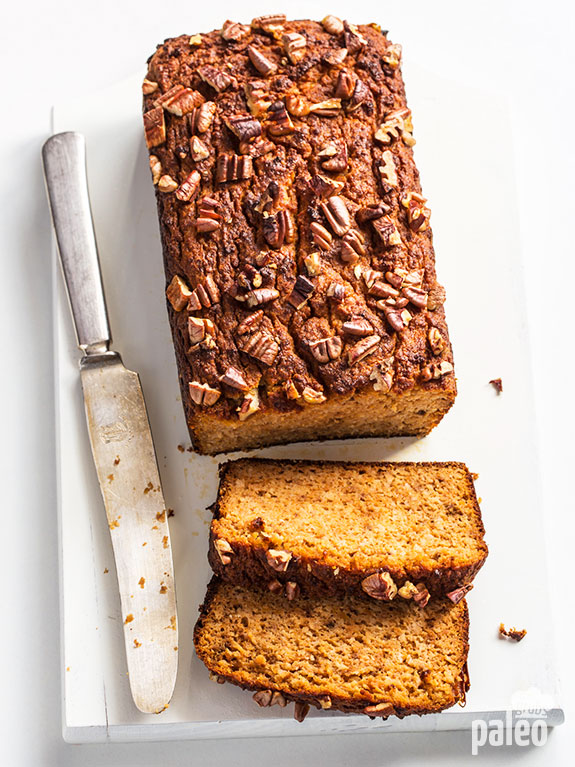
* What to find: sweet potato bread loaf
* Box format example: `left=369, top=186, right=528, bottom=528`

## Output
left=143, top=15, right=456, bottom=454
left=209, top=459, right=487, bottom=601
left=194, top=578, right=470, bottom=720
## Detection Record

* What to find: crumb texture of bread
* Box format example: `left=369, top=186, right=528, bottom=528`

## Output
left=194, top=579, right=470, bottom=717
left=209, top=459, right=487, bottom=597
left=144, top=17, right=456, bottom=454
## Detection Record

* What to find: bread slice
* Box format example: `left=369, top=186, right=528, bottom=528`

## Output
left=194, top=578, right=470, bottom=719
left=208, top=459, right=487, bottom=601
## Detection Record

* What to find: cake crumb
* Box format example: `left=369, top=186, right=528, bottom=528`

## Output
left=103, top=568, right=109, bottom=574
left=499, top=623, right=526, bottom=642
left=489, top=378, right=503, bottom=393
left=168, top=509, right=175, bottom=518
left=156, top=509, right=166, bottom=523
left=139, top=577, right=146, bottom=589
left=107, top=474, right=114, bottom=482
left=177, top=444, right=185, bottom=453
left=114, top=456, right=121, bottom=465
left=133, top=639, right=142, bottom=648
left=163, top=535, right=169, bottom=549
left=143, top=481, right=154, bottom=494
left=125, top=613, right=134, bottom=624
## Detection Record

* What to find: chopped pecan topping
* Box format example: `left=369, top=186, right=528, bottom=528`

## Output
left=309, top=174, right=344, bottom=199
left=302, top=386, right=327, bottom=404
left=304, top=252, right=322, bottom=276
left=310, top=222, right=333, bottom=250
left=263, top=210, right=294, bottom=249
left=322, top=15, right=344, bottom=35
left=402, top=286, right=428, bottom=309
left=244, top=288, right=280, bottom=307
left=188, top=381, right=220, bottom=406
left=342, top=316, right=374, bottom=336
left=309, top=336, right=342, bottom=363
left=335, top=71, right=355, bottom=99
left=402, top=191, right=431, bottom=232
left=196, top=197, right=222, bottom=232
left=240, top=330, right=280, bottom=366
left=361, top=572, right=397, bottom=600
left=188, top=101, right=217, bottom=134
left=368, top=280, right=399, bottom=299
left=285, top=381, right=301, bottom=399
left=489, top=377, right=503, bottom=393
left=319, top=696, right=332, bottom=710
left=236, top=310, right=264, bottom=335
left=421, top=360, right=453, bottom=381
left=188, top=316, right=215, bottom=347
left=347, top=334, right=380, bottom=365
left=383, top=43, right=402, bottom=69
left=398, top=581, right=419, bottom=599
left=157, top=174, right=178, bottom=193
left=327, top=282, right=345, bottom=302
left=499, top=623, right=527, bottom=642
left=189, top=34, right=202, bottom=46
left=379, top=150, right=398, bottom=187
left=267, top=579, right=283, bottom=594
left=288, top=275, right=315, bottom=309
left=156, top=86, right=204, bottom=116
left=285, top=93, right=310, bottom=117
left=446, top=584, right=473, bottom=604
left=271, top=691, right=287, bottom=707
left=380, top=302, right=412, bottom=333
left=214, top=538, right=233, bottom=565
left=266, top=100, right=294, bottom=137
left=149, top=155, right=162, bottom=185
left=221, top=19, right=249, bottom=41
left=361, top=269, right=384, bottom=290
left=238, top=389, right=261, bottom=421
left=356, top=202, right=391, bottom=225
left=341, top=229, right=366, bottom=262
left=239, top=137, right=275, bottom=157
left=413, top=583, right=430, bottom=608
left=166, top=275, right=191, bottom=311
left=266, top=549, right=292, bottom=572
left=190, top=136, right=210, bottom=161
left=188, top=275, right=220, bottom=310
left=321, top=196, right=351, bottom=236
left=372, top=216, right=402, bottom=247
left=251, top=14, right=286, bottom=33
left=318, top=141, right=348, bottom=173
left=427, top=283, right=446, bottom=311
left=225, top=113, right=262, bottom=142
left=370, top=356, right=395, bottom=393
left=142, top=78, right=158, bottom=95
left=220, top=366, right=249, bottom=391
left=308, top=98, right=342, bottom=117
left=428, top=327, right=446, bottom=355
left=285, top=582, right=299, bottom=601
left=245, top=81, right=273, bottom=117
left=143, top=107, right=166, bottom=148
left=375, top=108, right=415, bottom=147
left=364, top=703, right=394, bottom=717
left=216, top=153, right=253, bottom=183
left=253, top=690, right=273, bottom=707
left=175, top=170, right=201, bottom=202
left=348, top=79, right=371, bottom=113
left=198, top=65, right=237, bottom=92
left=294, top=701, right=310, bottom=723
left=282, top=32, right=307, bottom=64
left=247, top=45, right=277, bottom=76
left=322, top=48, right=348, bottom=66
left=344, top=21, right=367, bottom=52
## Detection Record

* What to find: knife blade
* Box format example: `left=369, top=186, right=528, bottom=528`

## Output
left=42, top=131, right=178, bottom=714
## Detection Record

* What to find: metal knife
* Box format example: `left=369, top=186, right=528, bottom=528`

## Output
left=42, top=131, right=178, bottom=714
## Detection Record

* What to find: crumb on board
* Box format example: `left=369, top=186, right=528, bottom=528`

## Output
left=499, top=623, right=527, bottom=642
left=471, top=472, right=479, bottom=481
left=177, top=444, right=185, bottom=453
left=125, top=613, right=134, bottom=624
left=114, top=456, right=120, bottom=465
left=168, top=509, right=175, bottom=518
left=163, top=535, right=169, bottom=549
left=103, top=568, right=109, bottom=574
left=139, top=577, right=146, bottom=589
left=107, top=474, right=114, bottom=482
left=133, top=639, right=142, bottom=648
left=144, top=481, right=154, bottom=494
left=109, top=519, right=120, bottom=530
left=160, top=582, right=168, bottom=594
left=66, top=666, right=70, bottom=672
left=489, top=378, right=503, bottom=393
left=142, top=542, right=148, bottom=547
left=156, top=509, right=166, bottom=523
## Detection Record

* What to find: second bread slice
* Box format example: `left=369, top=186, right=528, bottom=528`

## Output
left=208, top=459, right=487, bottom=602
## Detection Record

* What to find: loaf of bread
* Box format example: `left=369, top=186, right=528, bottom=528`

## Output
left=209, top=459, right=487, bottom=601
left=194, top=578, right=469, bottom=719
left=143, top=15, right=456, bottom=454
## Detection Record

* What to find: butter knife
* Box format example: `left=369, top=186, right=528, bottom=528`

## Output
left=42, top=131, right=178, bottom=714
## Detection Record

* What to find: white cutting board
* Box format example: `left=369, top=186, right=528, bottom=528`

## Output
left=53, top=57, right=563, bottom=743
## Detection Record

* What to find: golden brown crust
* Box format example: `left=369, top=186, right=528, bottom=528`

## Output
left=143, top=18, right=456, bottom=454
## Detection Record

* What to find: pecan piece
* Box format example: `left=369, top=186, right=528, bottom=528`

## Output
left=294, top=701, right=310, bottom=723
left=188, top=381, right=220, bottom=406
left=142, top=78, right=158, bottom=95
left=310, top=222, right=333, bottom=250
left=175, top=170, right=201, bottom=202
left=322, top=48, right=348, bottom=67
left=236, top=310, right=264, bottom=335
left=370, top=357, right=395, bottom=393
left=245, top=81, right=273, bottom=117
left=402, top=192, right=431, bottom=232
left=189, top=34, right=202, bottom=46
left=149, top=155, right=162, bottom=185
left=225, top=113, right=262, bottom=142
left=267, top=579, right=283, bottom=594
left=398, top=581, right=419, bottom=599
left=196, top=197, right=222, bottom=232
left=143, top=107, right=166, bottom=148
left=446, top=584, right=474, bottom=604
left=285, top=582, right=299, bottom=601
left=309, top=336, right=342, bottom=364
left=375, top=108, right=415, bottom=147
left=238, top=389, right=261, bottom=421
left=221, top=19, right=249, bottom=41
left=240, top=330, right=280, bottom=366
left=157, top=174, right=178, bottom=193
left=347, top=79, right=371, bottom=113
left=327, top=282, right=345, bottom=302
left=266, top=100, right=294, bottom=137
left=379, top=150, right=398, bottom=187
left=188, top=316, right=215, bottom=347
left=341, top=229, right=365, bottom=262
left=342, top=317, right=373, bottom=336
left=214, top=538, right=233, bottom=565
left=420, top=360, right=454, bottom=381
left=190, top=136, right=210, bottom=161
left=288, top=275, right=315, bottom=309
left=318, top=141, right=348, bottom=173
left=188, top=276, right=220, bottom=310
left=413, top=583, right=430, bottom=608
left=361, top=572, right=397, bottom=601
left=402, top=286, right=428, bottom=309
left=369, top=280, right=399, bottom=300
left=263, top=210, right=294, bottom=249
left=302, top=386, right=327, bottom=404
left=304, top=252, right=321, bottom=277
left=156, top=86, right=204, bottom=116
left=216, top=154, right=253, bottom=183
left=251, top=14, right=286, bottom=33
left=321, top=196, right=351, bottom=236
left=383, top=43, right=402, bottom=70
left=489, top=377, right=503, bottom=393
left=309, top=174, right=344, bottom=199
left=347, top=334, right=380, bottom=365
left=239, top=137, right=275, bottom=157
left=166, top=275, right=191, bottom=311
left=356, top=202, right=391, bottom=225
left=335, top=71, right=355, bottom=100
left=198, top=65, right=237, bottom=92
left=372, top=216, right=402, bottom=247
left=322, top=15, right=344, bottom=35
left=266, top=549, right=292, bottom=572
left=308, top=98, right=342, bottom=117
left=282, top=32, right=307, bottom=64
left=428, top=327, right=446, bottom=355
left=364, top=703, right=394, bottom=717
left=220, top=366, right=249, bottom=391
left=271, top=691, right=287, bottom=707
left=380, top=303, right=412, bottom=333
left=285, top=93, right=310, bottom=117
left=253, top=690, right=273, bottom=707
left=343, top=21, right=367, bottom=52
left=245, top=288, right=280, bottom=307
left=247, top=45, right=277, bottom=76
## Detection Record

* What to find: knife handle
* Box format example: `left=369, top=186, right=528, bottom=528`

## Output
left=43, top=132, right=111, bottom=356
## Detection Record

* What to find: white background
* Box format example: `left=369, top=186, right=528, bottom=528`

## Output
left=1, top=0, right=573, bottom=764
